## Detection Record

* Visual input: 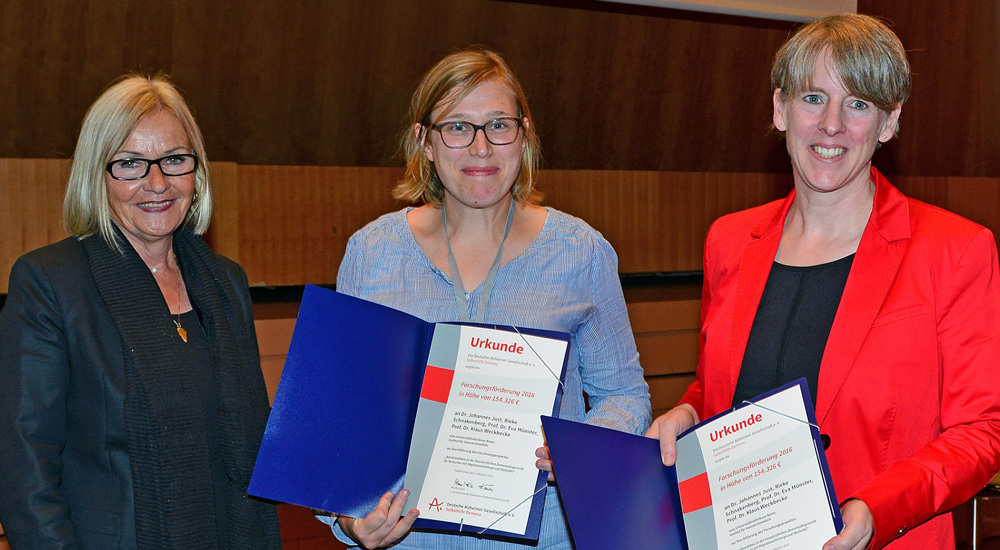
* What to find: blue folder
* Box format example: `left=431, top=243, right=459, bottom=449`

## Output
left=540, top=416, right=686, bottom=550
left=541, top=379, right=841, bottom=550
left=248, top=285, right=569, bottom=540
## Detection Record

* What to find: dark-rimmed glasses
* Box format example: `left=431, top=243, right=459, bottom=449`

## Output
left=105, top=154, right=198, bottom=181
left=430, top=117, right=523, bottom=149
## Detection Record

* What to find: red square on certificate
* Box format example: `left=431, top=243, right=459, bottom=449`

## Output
left=419, top=365, right=454, bottom=404
left=678, top=472, right=712, bottom=513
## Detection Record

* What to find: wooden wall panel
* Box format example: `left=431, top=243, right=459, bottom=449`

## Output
left=635, top=331, right=699, bottom=374
left=0, top=0, right=792, bottom=171
left=628, top=299, right=701, bottom=378
left=234, top=165, right=406, bottom=287
left=858, top=0, right=1000, bottom=178
left=0, top=159, right=71, bottom=288
left=889, top=175, right=950, bottom=208
left=255, top=317, right=297, bottom=405
left=4, top=160, right=1000, bottom=292
left=3, top=0, right=995, bottom=177
left=648, top=375, right=699, bottom=419
left=540, top=171, right=793, bottom=273
left=945, top=178, right=1000, bottom=239
left=202, top=162, right=240, bottom=259
left=231, top=167, right=793, bottom=285
left=627, top=299, right=701, bottom=332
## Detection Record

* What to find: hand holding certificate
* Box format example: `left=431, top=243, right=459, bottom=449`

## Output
left=248, top=286, right=569, bottom=541
left=542, top=380, right=841, bottom=550
left=675, top=380, right=841, bottom=549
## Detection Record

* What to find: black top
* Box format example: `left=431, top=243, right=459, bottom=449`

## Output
left=177, top=309, right=227, bottom=547
left=732, top=254, right=855, bottom=408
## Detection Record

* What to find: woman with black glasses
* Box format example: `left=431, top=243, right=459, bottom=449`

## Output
left=323, top=47, right=651, bottom=550
left=0, top=75, right=281, bottom=549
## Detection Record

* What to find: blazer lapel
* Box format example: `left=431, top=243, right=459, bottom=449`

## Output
left=815, top=168, right=911, bottom=424
left=728, top=195, right=793, bottom=396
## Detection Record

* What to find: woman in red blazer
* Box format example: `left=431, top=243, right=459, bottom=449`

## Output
left=648, top=14, right=1000, bottom=550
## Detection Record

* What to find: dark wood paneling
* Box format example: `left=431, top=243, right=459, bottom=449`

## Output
left=0, top=0, right=792, bottom=170
left=3, top=1, right=994, bottom=176
left=858, top=0, right=1000, bottom=178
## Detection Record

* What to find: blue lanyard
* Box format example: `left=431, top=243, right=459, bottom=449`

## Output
left=442, top=197, right=515, bottom=323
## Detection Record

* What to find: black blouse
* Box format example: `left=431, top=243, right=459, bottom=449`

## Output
left=732, top=254, right=854, bottom=408
left=177, top=309, right=228, bottom=546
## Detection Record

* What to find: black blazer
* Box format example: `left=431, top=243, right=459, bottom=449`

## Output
left=0, top=236, right=259, bottom=550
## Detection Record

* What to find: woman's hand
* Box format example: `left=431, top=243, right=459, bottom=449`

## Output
left=822, top=499, right=874, bottom=550
left=535, top=446, right=555, bottom=482
left=336, top=490, right=419, bottom=549
left=644, top=404, right=699, bottom=466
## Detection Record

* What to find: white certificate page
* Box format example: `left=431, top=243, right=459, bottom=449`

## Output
left=676, top=384, right=839, bottom=550
left=404, top=325, right=566, bottom=535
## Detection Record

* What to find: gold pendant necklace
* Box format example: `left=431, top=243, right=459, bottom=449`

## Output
left=151, top=251, right=188, bottom=343
left=174, top=317, right=188, bottom=343
left=174, top=262, right=188, bottom=343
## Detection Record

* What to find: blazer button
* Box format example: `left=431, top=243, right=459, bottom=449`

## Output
left=820, top=433, right=831, bottom=449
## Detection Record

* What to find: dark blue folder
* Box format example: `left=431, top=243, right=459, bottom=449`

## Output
left=540, top=416, right=686, bottom=550
left=542, top=379, right=841, bottom=550
left=248, top=285, right=568, bottom=540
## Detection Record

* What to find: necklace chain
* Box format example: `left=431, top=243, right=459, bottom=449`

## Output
left=443, top=198, right=515, bottom=323
left=149, top=252, right=187, bottom=343
left=173, top=264, right=187, bottom=343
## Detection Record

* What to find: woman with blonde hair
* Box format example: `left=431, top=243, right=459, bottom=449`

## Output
left=326, top=47, right=651, bottom=549
left=0, top=75, right=281, bottom=549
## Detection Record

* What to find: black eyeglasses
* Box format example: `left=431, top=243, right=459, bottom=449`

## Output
left=105, top=154, right=198, bottom=181
left=430, top=117, right=523, bottom=149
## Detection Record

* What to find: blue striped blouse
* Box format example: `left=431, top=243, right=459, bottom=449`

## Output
left=324, top=207, right=651, bottom=549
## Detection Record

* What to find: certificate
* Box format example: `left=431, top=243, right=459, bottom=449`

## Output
left=676, top=381, right=841, bottom=549
left=541, top=379, right=841, bottom=550
left=247, top=286, right=569, bottom=542
left=403, top=324, right=567, bottom=536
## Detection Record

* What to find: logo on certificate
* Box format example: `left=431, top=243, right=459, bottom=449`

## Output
left=428, top=497, right=444, bottom=511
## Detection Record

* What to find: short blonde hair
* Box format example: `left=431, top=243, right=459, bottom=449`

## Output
left=63, top=74, right=212, bottom=249
left=395, top=47, right=542, bottom=206
left=771, top=13, right=910, bottom=128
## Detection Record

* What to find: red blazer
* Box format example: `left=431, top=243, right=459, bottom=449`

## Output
left=680, top=167, right=1000, bottom=549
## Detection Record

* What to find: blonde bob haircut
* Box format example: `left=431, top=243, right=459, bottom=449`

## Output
left=771, top=13, right=911, bottom=134
left=63, top=74, right=212, bottom=250
left=395, top=47, right=542, bottom=206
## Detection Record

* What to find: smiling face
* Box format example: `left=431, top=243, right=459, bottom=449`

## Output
left=423, top=79, right=525, bottom=212
left=105, top=110, right=195, bottom=252
left=773, top=49, right=901, bottom=199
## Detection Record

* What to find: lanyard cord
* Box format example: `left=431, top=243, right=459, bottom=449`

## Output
left=443, top=197, right=515, bottom=323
